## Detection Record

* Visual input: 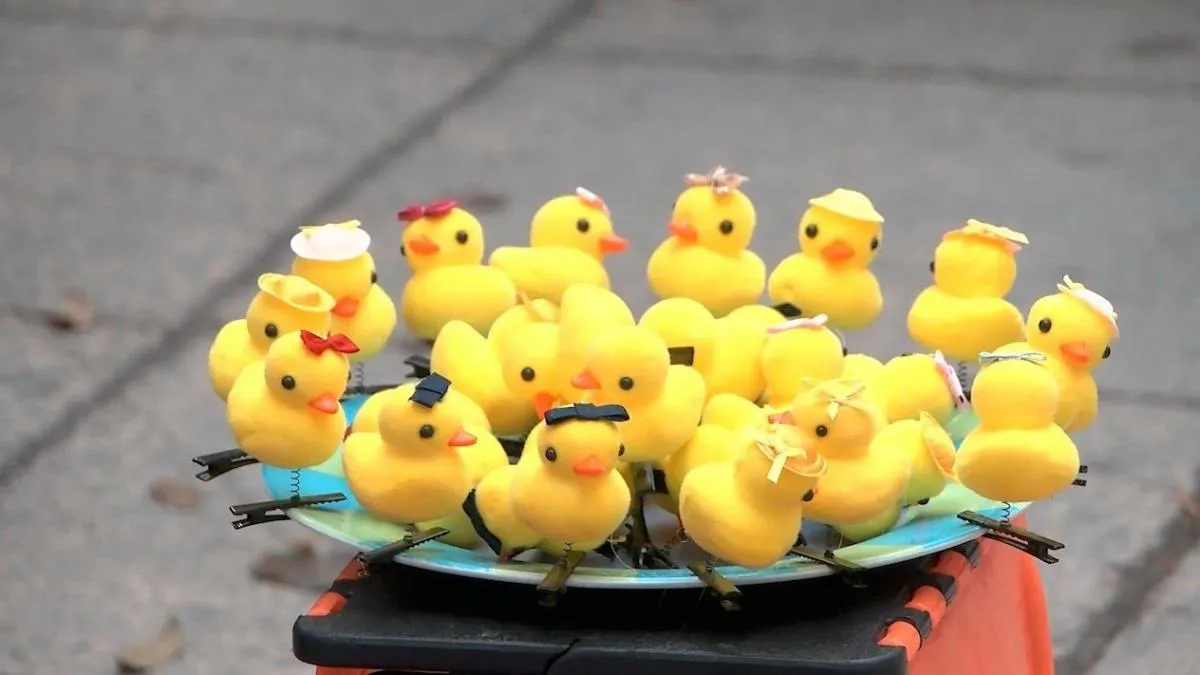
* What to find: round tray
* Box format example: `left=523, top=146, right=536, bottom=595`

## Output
left=269, top=395, right=1020, bottom=589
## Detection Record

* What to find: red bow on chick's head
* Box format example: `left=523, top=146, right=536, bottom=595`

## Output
left=397, top=199, right=458, bottom=224
left=299, top=330, right=360, bottom=356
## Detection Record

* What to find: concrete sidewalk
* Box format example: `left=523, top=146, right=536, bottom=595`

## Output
left=1, top=1, right=1198, bottom=673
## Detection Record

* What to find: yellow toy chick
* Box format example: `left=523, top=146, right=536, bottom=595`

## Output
left=656, top=423, right=740, bottom=514
left=488, top=188, right=629, bottom=304
left=770, top=379, right=910, bottom=530
left=508, top=404, right=633, bottom=554
left=707, top=304, right=787, bottom=401
left=955, top=351, right=1081, bottom=504
left=871, top=412, right=957, bottom=506
left=907, top=220, right=1028, bottom=362
left=487, top=293, right=559, bottom=354
left=638, top=298, right=717, bottom=387
left=497, top=320, right=563, bottom=421
left=760, top=314, right=846, bottom=409
left=679, top=424, right=827, bottom=569
left=572, top=326, right=706, bottom=465
left=1012, top=275, right=1118, bottom=433
left=290, top=221, right=397, bottom=364
left=343, top=373, right=480, bottom=525
left=398, top=200, right=517, bottom=340
left=553, top=284, right=635, bottom=401
left=872, top=351, right=969, bottom=425
left=226, top=330, right=357, bottom=469
left=350, top=379, right=492, bottom=437
left=207, top=273, right=334, bottom=401
left=430, top=320, right=538, bottom=437
left=768, top=188, right=884, bottom=331
left=647, top=167, right=766, bottom=317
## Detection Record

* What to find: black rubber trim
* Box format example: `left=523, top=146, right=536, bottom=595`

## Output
left=954, top=539, right=982, bottom=567
left=913, top=571, right=957, bottom=605
left=888, top=607, right=933, bottom=642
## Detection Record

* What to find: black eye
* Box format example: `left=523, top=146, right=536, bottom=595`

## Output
left=1103, top=346, right=1111, bottom=359
left=399, top=245, right=406, bottom=257
left=576, top=218, right=590, bottom=233
left=544, top=447, right=558, bottom=462
left=520, top=366, right=536, bottom=382
left=419, top=424, right=435, bottom=439
left=804, top=224, right=819, bottom=238
left=281, top=375, right=296, bottom=390
left=842, top=345, right=849, bottom=356
left=618, top=376, right=635, bottom=391
left=802, top=489, right=815, bottom=502
left=814, top=424, right=828, bottom=438
left=618, top=444, right=625, bottom=457
left=455, top=230, right=469, bottom=244
left=929, top=261, right=935, bottom=274
left=370, top=271, right=378, bottom=284
left=718, top=220, right=734, bottom=235
left=870, top=237, right=879, bottom=250
left=1037, top=318, right=1053, bottom=334
left=264, top=323, right=279, bottom=339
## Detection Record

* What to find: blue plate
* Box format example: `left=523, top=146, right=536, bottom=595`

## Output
left=278, top=406, right=1026, bottom=589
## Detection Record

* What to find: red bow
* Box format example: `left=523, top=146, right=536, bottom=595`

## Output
left=397, top=199, right=458, bottom=223
left=300, top=330, right=360, bottom=356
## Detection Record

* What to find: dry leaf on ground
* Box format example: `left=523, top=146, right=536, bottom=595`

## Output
left=44, top=289, right=95, bottom=332
left=115, top=615, right=185, bottom=673
left=251, top=539, right=348, bottom=593
left=148, top=477, right=204, bottom=511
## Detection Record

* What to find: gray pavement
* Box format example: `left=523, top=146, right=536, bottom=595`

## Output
left=1, top=1, right=1198, bottom=673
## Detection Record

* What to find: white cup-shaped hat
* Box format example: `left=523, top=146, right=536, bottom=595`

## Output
left=291, top=220, right=371, bottom=262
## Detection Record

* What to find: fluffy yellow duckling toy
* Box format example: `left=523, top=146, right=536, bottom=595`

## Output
left=486, top=293, right=559, bottom=354
left=430, top=320, right=538, bottom=437
left=290, top=221, right=397, bottom=384
left=553, top=284, right=635, bottom=401
left=706, top=304, right=787, bottom=401
left=907, top=220, right=1029, bottom=362
left=843, top=353, right=884, bottom=383
left=227, top=330, right=357, bottom=469
left=679, top=424, right=827, bottom=569
left=1010, top=275, right=1118, bottom=433
left=398, top=200, right=517, bottom=340
left=768, top=188, right=884, bottom=331
left=497, top=320, right=563, bottom=421
left=871, top=412, right=957, bottom=506
left=343, top=373, right=480, bottom=526
left=955, top=351, right=1081, bottom=505
left=701, top=393, right=771, bottom=432
left=872, top=351, right=969, bottom=425
left=760, top=314, right=846, bottom=409
left=488, top=188, right=629, bottom=303
left=647, top=167, right=766, bottom=317
left=656, top=424, right=740, bottom=515
left=770, top=379, right=910, bottom=530
left=638, top=298, right=717, bottom=386
left=571, top=325, right=706, bottom=465
left=350, top=380, right=492, bottom=437
left=508, top=403, right=633, bottom=557
left=207, top=273, right=334, bottom=401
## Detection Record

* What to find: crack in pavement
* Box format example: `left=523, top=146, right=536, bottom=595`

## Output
left=0, top=0, right=598, bottom=490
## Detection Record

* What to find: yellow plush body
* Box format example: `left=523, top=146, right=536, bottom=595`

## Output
left=639, top=298, right=717, bottom=392
left=955, top=352, right=1080, bottom=502
left=226, top=331, right=351, bottom=469
left=1009, top=275, right=1118, bottom=433
left=707, top=305, right=786, bottom=401
left=835, top=502, right=904, bottom=542
left=469, top=464, right=544, bottom=557
left=572, top=326, right=706, bottom=464
left=775, top=380, right=911, bottom=528
left=760, top=315, right=846, bottom=409
left=767, top=189, right=884, bottom=331
left=351, top=381, right=492, bottom=436
left=486, top=297, right=559, bottom=353
left=496, top=321, right=563, bottom=420
left=510, top=415, right=632, bottom=548
left=553, top=284, right=635, bottom=401
left=872, top=352, right=966, bottom=425
left=871, top=413, right=956, bottom=506
left=343, top=389, right=477, bottom=524
left=489, top=189, right=627, bottom=304
left=906, top=220, right=1029, bottom=362
left=843, top=353, right=884, bottom=382
left=658, top=424, right=739, bottom=513
left=647, top=167, right=765, bottom=317
left=398, top=204, right=517, bottom=340
left=701, top=393, right=769, bottom=432
left=291, top=222, right=397, bottom=362
left=679, top=425, right=826, bottom=568
left=430, top=320, right=538, bottom=437
left=207, top=273, right=334, bottom=400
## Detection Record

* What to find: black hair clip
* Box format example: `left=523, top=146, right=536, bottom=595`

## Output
left=410, top=372, right=451, bottom=408
left=773, top=302, right=803, bottom=318
left=544, top=402, right=630, bottom=426
left=668, top=346, right=696, bottom=366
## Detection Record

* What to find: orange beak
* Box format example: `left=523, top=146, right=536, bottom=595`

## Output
left=668, top=221, right=698, bottom=243
left=572, top=454, right=606, bottom=477
left=571, top=369, right=602, bottom=390
left=1059, top=342, right=1092, bottom=365
left=332, top=297, right=359, bottom=318
left=447, top=428, right=477, bottom=447
left=308, top=393, right=339, bottom=415
left=406, top=235, right=440, bottom=256
left=821, top=240, right=855, bottom=263
left=767, top=410, right=795, bottom=425
left=599, top=233, right=629, bottom=254
left=533, top=391, right=557, bottom=420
